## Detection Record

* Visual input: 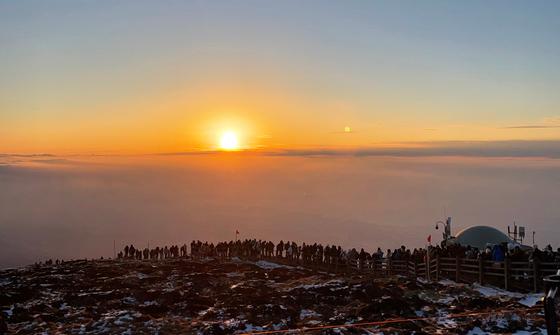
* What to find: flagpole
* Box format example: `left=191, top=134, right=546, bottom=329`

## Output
left=427, top=243, right=430, bottom=281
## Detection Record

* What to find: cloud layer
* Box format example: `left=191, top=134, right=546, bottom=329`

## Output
left=155, top=141, right=560, bottom=159
left=1, top=152, right=560, bottom=268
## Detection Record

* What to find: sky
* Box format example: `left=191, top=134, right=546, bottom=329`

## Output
left=1, top=1, right=560, bottom=153
left=1, top=1, right=560, bottom=266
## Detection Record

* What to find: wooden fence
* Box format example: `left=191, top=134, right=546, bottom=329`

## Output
left=436, top=256, right=560, bottom=292
left=266, top=255, right=560, bottom=292
left=351, top=256, right=560, bottom=292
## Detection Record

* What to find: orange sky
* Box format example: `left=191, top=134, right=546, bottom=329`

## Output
left=3, top=80, right=560, bottom=155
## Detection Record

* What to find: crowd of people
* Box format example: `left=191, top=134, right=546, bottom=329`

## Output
left=36, top=238, right=560, bottom=272
left=433, top=242, right=560, bottom=263
left=190, top=239, right=401, bottom=270
left=117, top=244, right=188, bottom=260
left=117, top=239, right=560, bottom=270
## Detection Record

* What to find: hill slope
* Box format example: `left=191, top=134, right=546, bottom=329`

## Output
left=0, top=258, right=547, bottom=334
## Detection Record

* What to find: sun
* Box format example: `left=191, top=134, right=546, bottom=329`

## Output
left=219, top=131, right=239, bottom=151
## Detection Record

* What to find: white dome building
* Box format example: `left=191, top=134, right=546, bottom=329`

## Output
left=453, top=225, right=513, bottom=250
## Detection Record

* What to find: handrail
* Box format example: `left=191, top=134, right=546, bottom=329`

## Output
left=226, top=253, right=555, bottom=293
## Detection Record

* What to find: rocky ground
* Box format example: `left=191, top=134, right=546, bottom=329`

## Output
left=0, top=258, right=548, bottom=334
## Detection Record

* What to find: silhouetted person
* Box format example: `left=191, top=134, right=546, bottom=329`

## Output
left=129, top=245, right=136, bottom=259
left=143, top=248, right=149, bottom=260
left=359, top=249, right=367, bottom=269
left=276, top=240, right=284, bottom=258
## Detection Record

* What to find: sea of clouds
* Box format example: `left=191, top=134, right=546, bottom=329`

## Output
left=1, top=143, right=560, bottom=267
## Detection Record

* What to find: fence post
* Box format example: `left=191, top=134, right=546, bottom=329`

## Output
left=504, top=257, right=510, bottom=291
left=455, top=257, right=460, bottom=282
left=478, top=258, right=484, bottom=285
left=533, top=259, right=540, bottom=292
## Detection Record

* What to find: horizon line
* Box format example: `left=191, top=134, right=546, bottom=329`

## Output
left=4, top=139, right=560, bottom=160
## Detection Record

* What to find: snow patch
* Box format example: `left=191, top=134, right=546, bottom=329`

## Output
left=122, top=296, right=137, bottom=305
left=300, top=309, right=322, bottom=319
left=495, top=316, right=509, bottom=329
left=255, top=260, right=292, bottom=270
left=518, top=293, right=543, bottom=307
left=436, top=310, right=457, bottom=329
left=437, top=296, right=456, bottom=304
left=113, top=313, right=134, bottom=325
left=142, top=300, right=158, bottom=306
left=466, top=327, right=487, bottom=335
left=472, top=283, right=522, bottom=298
left=225, top=272, right=242, bottom=277
left=438, top=279, right=459, bottom=286
left=296, top=279, right=344, bottom=290
left=0, top=278, right=12, bottom=287
left=3, top=305, right=14, bottom=317
left=473, top=283, right=543, bottom=307
left=243, top=324, right=264, bottom=332
left=136, top=272, right=148, bottom=279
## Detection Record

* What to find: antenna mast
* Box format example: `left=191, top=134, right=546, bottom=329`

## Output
left=508, top=221, right=526, bottom=244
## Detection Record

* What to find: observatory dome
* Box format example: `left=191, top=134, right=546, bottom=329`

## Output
left=454, top=226, right=512, bottom=250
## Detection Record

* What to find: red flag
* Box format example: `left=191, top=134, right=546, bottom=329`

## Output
left=427, top=234, right=432, bottom=244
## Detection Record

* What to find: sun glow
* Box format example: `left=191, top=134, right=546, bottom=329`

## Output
left=219, top=131, right=239, bottom=151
